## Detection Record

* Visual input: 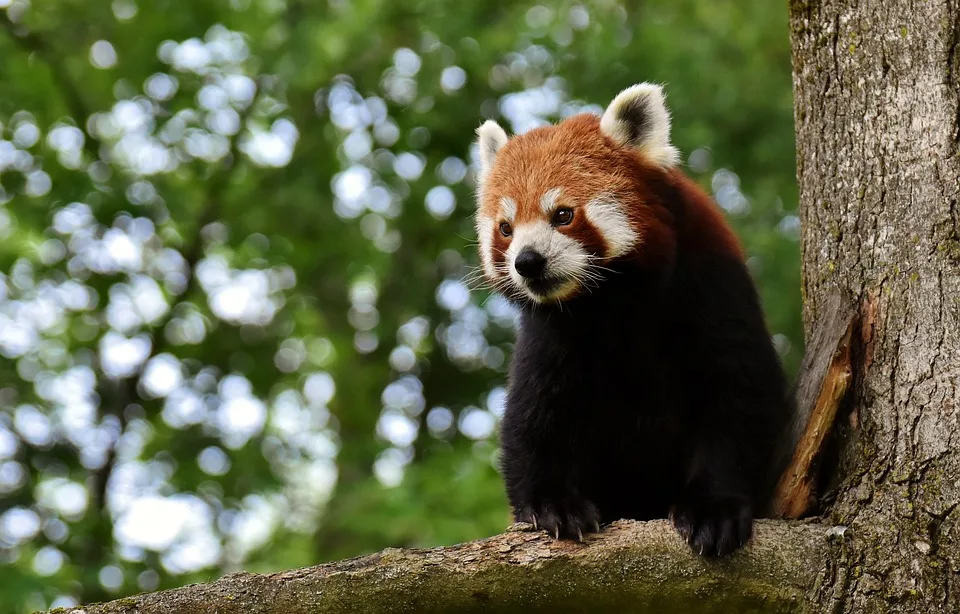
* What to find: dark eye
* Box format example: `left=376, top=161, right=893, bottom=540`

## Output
left=499, top=221, right=513, bottom=237
left=553, top=207, right=574, bottom=226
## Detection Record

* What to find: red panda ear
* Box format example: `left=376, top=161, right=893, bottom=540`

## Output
left=475, top=120, right=509, bottom=184
left=599, top=83, right=680, bottom=168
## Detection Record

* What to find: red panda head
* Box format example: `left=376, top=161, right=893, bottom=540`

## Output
left=473, top=83, right=680, bottom=304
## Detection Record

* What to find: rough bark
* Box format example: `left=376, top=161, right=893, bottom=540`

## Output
left=51, top=520, right=834, bottom=614
left=790, top=0, right=960, bottom=610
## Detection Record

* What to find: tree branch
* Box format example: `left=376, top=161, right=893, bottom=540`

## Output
left=52, top=520, right=834, bottom=614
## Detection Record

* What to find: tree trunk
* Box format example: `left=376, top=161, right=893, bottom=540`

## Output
left=791, top=0, right=960, bottom=609
left=41, top=2, right=960, bottom=613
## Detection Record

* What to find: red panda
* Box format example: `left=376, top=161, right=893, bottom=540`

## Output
left=473, top=83, right=792, bottom=556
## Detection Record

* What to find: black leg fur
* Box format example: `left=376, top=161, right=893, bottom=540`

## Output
left=498, top=253, right=791, bottom=555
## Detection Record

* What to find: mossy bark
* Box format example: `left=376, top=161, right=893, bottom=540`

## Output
left=50, top=520, right=834, bottom=614
left=791, top=0, right=960, bottom=610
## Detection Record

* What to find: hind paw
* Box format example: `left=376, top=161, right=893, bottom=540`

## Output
left=670, top=497, right=753, bottom=557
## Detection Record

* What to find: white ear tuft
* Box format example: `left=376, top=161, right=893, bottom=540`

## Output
left=475, top=120, right=509, bottom=180
left=599, top=83, right=680, bottom=167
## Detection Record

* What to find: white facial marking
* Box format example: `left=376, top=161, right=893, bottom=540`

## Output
left=475, top=214, right=496, bottom=279
left=584, top=195, right=639, bottom=258
left=500, top=196, right=517, bottom=221
left=539, top=187, right=563, bottom=214
left=599, top=82, right=679, bottom=168
left=507, top=220, right=589, bottom=303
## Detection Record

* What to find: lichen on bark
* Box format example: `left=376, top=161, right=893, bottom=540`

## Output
left=790, top=0, right=960, bottom=609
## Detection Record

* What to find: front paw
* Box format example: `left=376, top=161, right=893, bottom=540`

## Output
left=516, top=498, right=601, bottom=542
left=670, top=496, right=753, bottom=557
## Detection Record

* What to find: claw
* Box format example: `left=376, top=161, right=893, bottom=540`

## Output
left=554, top=526, right=560, bottom=539
left=532, top=513, right=539, bottom=531
left=576, top=527, right=584, bottom=542
left=593, top=520, right=601, bottom=533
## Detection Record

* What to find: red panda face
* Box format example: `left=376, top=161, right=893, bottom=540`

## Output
left=473, top=83, right=680, bottom=304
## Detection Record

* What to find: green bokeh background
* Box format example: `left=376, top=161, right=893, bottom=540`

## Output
left=0, top=1, right=800, bottom=611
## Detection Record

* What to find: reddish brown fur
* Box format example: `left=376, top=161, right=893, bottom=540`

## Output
left=480, top=113, right=744, bottom=272
left=489, top=226, right=510, bottom=273
left=664, top=169, right=745, bottom=260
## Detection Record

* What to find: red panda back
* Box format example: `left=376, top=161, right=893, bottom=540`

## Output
left=661, top=167, right=746, bottom=261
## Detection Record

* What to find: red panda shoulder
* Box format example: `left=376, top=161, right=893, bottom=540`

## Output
left=616, top=158, right=744, bottom=265
left=666, top=169, right=745, bottom=260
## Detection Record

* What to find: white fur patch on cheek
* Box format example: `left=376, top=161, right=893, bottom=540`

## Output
left=475, top=214, right=496, bottom=278
left=584, top=197, right=638, bottom=258
left=543, top=232, right=590, bottom=282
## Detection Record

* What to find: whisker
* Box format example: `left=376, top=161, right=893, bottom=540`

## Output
left=584, top=257, right=621, bottom=275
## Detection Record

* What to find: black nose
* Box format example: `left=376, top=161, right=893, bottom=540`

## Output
left=514, top=249, right=547, bottom=279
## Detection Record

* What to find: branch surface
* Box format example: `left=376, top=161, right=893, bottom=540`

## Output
left=55, top=519, right=835, bottom=614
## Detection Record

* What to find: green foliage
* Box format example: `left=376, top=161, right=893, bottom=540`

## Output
left=0, top=0, right=801, bottom=611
